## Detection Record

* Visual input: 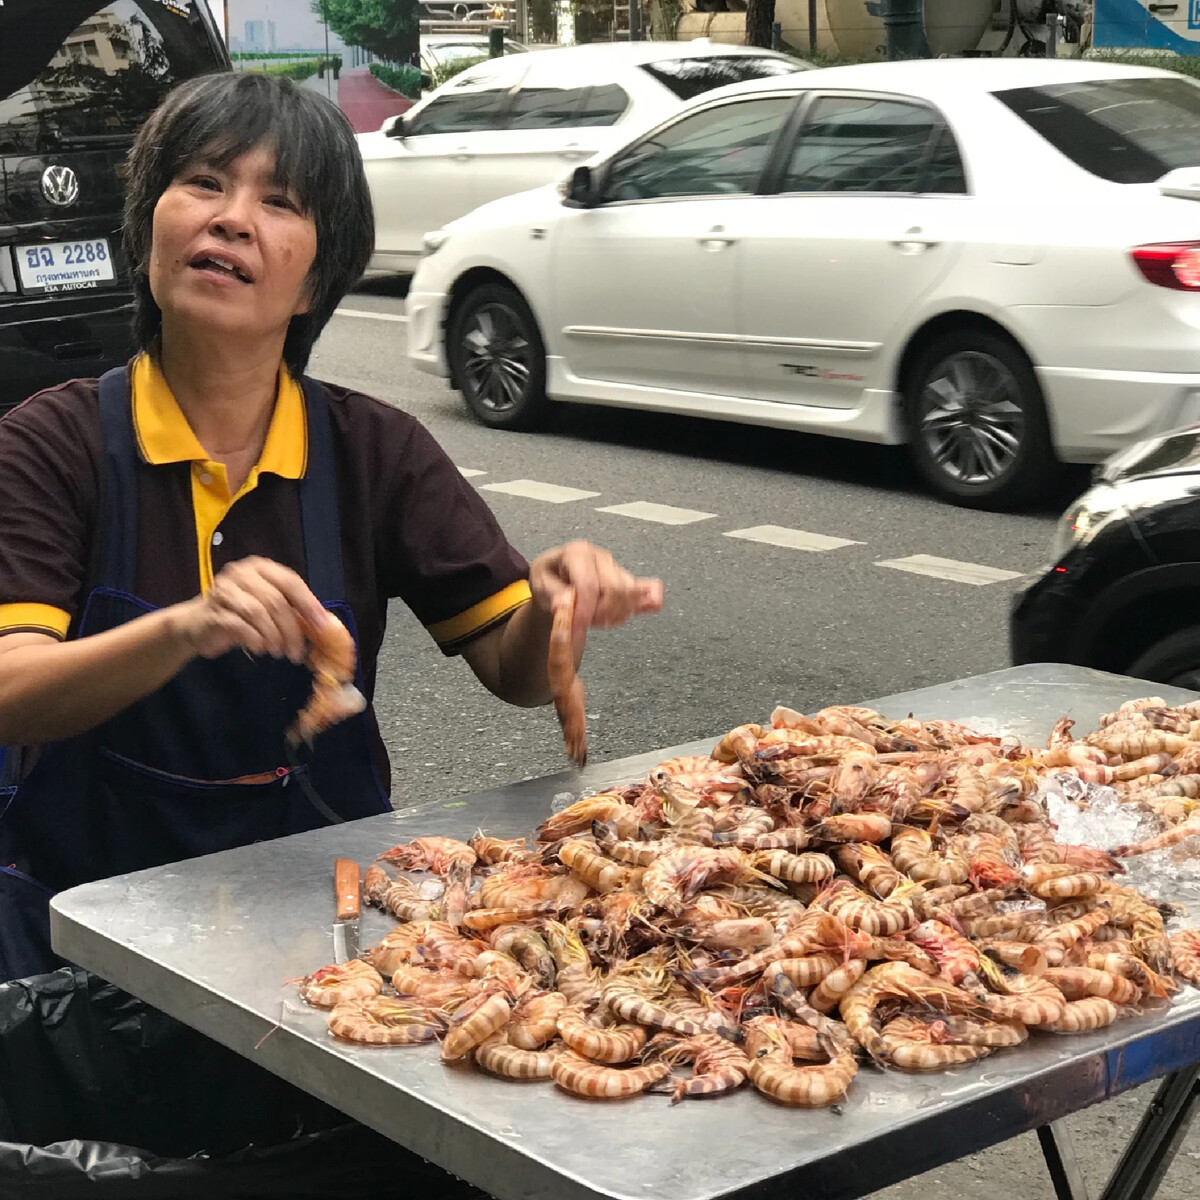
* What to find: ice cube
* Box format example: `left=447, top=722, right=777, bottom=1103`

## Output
left=551, top=790, right=577, bottom=812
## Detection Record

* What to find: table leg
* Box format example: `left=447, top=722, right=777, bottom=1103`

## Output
left=1098, top=1065, right=1200, bottom=1200
left=1038, top=1121, right=1092, bottom=1200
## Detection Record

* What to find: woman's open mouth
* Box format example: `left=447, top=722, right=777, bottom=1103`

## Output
left=188, top=251, right=253, bottom=284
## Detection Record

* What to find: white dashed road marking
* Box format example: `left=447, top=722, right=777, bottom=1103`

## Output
left=481, top=479, right=601, bottom=503
left=334, top=308, right=407, bottom=323
left=457, top=468, right=487, bottom=478
left=597, top=501, right=718, bottom=526
left=724, top=525, right=862, bottom=552
left=875, top=555, right=1023, bottom=586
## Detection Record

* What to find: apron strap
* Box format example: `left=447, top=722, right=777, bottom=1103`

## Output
left=297, top=378, right=346, bottom=605
left=96, top=366, right=139, bottom=596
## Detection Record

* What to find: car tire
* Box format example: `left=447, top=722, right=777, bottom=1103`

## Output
left=448, top=283, right=549, bottom=432
left=904, top=327, right=1055, bottom=510
left=1126, top=627, right=1200, bottom=691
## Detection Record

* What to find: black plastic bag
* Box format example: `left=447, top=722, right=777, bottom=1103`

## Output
left=0, top=968, right=488, bottom=1198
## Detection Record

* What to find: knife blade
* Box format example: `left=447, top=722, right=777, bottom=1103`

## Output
left=332, top=857, right=361, bottom=964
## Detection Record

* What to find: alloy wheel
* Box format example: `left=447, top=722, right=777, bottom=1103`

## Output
left=460, top=302, right=533, bottom=415
left=917, top=350, right=1026, bottom=486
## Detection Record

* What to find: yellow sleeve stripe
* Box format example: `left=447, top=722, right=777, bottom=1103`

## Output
left=426, top=580, right=532, bottom=648
left=0, top=603, right=70, bottom=639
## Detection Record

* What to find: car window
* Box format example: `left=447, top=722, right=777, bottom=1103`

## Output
left=921, top=125, right=968, bottom=193
left=577, top=84, right=629, bottom=127
left=507, top=84, right=589, bottom=129
left=406, top=62, right=525, bottom=136
left=779, top=95, right=947, bottom=193
left=0, top=1, right=224, bottom=156
left=640, top=55, right=803, bottom=102
left=994, top=76, right=1200, bottom=184
left=603, top=96, right=794, bottom=202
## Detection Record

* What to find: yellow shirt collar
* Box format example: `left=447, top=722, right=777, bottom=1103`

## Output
left=130, top=352, right=308, bottom=479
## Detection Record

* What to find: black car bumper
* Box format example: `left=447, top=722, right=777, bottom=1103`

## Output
left=1009, top=563, right=1083, bottom=667
left=0, top=297, right=135, bottom=412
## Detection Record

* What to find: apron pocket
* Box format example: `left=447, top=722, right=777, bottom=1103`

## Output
left=0, top=864, right=60, bottom=982
left=95, top=749, right=320, bottom=875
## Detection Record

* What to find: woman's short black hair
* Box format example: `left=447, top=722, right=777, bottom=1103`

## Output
left=123, top=72, right=374, bottom=374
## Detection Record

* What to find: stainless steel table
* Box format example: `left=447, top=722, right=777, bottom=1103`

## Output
left=50, top=664, right=1200, bottom=1200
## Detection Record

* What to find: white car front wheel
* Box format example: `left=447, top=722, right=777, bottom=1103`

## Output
left=449, top=283, right=550, bottom=432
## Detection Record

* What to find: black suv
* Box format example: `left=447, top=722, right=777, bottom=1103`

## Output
left=1, top=1, right=228, bottom=412
left=1011, top=428, right=1200, bottom=689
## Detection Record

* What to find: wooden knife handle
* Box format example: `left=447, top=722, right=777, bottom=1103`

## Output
left=334, top=857, right=361, bottom=922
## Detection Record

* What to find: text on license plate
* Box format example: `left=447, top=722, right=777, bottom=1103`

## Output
left=16, top=239, right=115, bottom=292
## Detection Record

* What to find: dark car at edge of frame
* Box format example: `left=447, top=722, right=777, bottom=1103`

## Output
left=1, top=0, right=229, bottom=414
left=1011, top=427, right=1200, bottom=690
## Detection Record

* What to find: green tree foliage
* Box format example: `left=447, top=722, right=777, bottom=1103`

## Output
left=313, top=0, right=419, bottom=66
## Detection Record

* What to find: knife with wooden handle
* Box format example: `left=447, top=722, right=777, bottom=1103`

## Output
left=332, top=857, right=361, bottom=964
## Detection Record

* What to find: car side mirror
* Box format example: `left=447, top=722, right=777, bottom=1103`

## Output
left=382, top=113, right=408, bottom=139
left=565, top=165, right=600, bottom=208
left=420, top=71, right=433, bottom=90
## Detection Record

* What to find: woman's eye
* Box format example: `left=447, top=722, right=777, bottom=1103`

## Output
left=267, top=195, right=298, bottom=211
left=189, top=176, right=220, bottom=191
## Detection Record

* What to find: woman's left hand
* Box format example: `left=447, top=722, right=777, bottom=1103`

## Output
left=528, top=541, right=663, bottom=642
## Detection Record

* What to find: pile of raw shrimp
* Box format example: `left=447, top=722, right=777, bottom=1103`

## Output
left=296, top=696, right=1200, bottom=1108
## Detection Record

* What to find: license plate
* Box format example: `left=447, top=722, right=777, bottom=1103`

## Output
left=15, top=239, right=116, bottom=294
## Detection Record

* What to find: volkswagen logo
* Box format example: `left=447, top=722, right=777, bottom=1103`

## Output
left=41, top=165, right=80, bottom=208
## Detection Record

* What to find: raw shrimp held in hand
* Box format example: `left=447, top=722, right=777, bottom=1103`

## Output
left=548, top=589, right=587, bottom=768
left=287, top=613, right=366, bottom=747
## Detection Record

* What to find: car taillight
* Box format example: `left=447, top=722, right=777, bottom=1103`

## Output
left=1130, top=242, right=1200, bottom=290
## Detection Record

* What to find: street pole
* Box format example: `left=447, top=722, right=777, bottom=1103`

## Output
left=629, top=0, right=641, bottom=40
left=808, top=0, right=816, bottom=53
left=322, top=1, right=330, bottom=99
left=881, top=0, right=923, bottom=60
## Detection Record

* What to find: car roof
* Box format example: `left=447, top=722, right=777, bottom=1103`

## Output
left=713, top=55, right=1185, bottom=101
left=463, top=39, right=795, bottom=66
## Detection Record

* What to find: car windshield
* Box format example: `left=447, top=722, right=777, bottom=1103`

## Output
left=994, top=75, right=1200, bottom=184
left=0, top=0, right=223, bottom=156
left=640, top=55, right=801, bottom=102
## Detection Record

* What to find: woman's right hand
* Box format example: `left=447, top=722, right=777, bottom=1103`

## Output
left=167, top=556, right=332, bottom=663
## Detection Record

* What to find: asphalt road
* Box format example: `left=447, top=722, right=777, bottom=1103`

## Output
left=308, top=278, right=1198, bottom=1200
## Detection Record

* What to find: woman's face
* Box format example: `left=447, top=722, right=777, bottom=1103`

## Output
left=148, top=143, right=317, bottom=348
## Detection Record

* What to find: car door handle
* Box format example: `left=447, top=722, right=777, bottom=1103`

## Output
left=452, top=148, right=473, bottom=161
left=558, top=143, right=591, bottom=160
left=891, top=226, right=939, bottom=253
left=698, top=225, right=736, bottom=250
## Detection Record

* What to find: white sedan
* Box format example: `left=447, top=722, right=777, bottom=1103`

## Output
left=407, top=58, right=1200, bottom=509
left=358, top=41, right=803, bottom=273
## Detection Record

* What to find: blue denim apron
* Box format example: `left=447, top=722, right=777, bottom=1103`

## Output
left=0, top=366, right=390, bottom=981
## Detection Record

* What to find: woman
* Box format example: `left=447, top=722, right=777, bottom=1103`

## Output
left=0, top=72, right=662, bottom=983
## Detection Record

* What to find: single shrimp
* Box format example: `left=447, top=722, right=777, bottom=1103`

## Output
left=298, top=959, right=384, bottom=1009
left=981, top=970, right=1069, bottom=1027
left=536, top=794, right=636, bottom=842
left=505, top=989, right=568, bottom=1049
left=744, top=1016, right=858, bottom=1107
left=810, top=959, right=868, bottom=1014
left=559, top=838, right=632, bottom=894
left=751, top=848, right=836, bottom=885
left=642, top=845, right=770, bottom=915
left=1043, top=967, right=1141, bottom=1006
left=711, top=723, right=766, bottom=765
left=981, top=941, right=1049, bottom=975
left=557, top=1004, right=647, bottom=1063
left=837, top=842, right=902, bottom=898
left=878, top=1016, right=991, bottom=1072
left=1086, top=952, right=1177, bottom=999
left=469, top=834, right=530, bottom=865
left=462, top=903, right=560, bottom=932
left=548, top=589, right=586, bottom=768
left=1170, top=929, right=1200, bottom=987
left=818, top=878, right=917, bottom=937
left=604, top=977, right=739, bottom=1042
left=809, top=812, right=892, bottom=844
left=907, top=919, right=988, bottom=996
left=391, top=965, right=478, bottom=1009
left=473, top=1031, right=561, bottom=1080
left=327, top=997, right=445, bottom=1045
left=890, top=826, right=969, bottom=885
left=550, top=1049, right=670, bottom=1098
left=478, top=865, right=589, bottom=910
left=592, top=819, right=668, bottom=866
left=1030, top=872, right=1108, bottom=900
left=380, top=836, right=477, bottom=874
left=286, top=613, right=365, bottom=747
left=1037, top=997, right=1123, bottom=1034
left=653, top=1033, right=751, bottom=1104
left=441, top=987, right=514, bottom=1062
left=490, top=925, right=557, bottom=989
left=1087, top=730, right=1191, bottom=760
left=1111, top=816, right=1200, bottom=859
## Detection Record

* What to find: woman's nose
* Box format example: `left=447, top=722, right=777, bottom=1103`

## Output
left=209, top=192, right=254, bottom=240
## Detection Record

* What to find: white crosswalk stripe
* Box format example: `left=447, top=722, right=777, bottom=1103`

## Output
left=481, top=479, right=601, bottom=503
left=597, top=501, right=718, bottom=526
left=724, top=525, right=862, bottom=552
left=875, top=555, right=1023, bottom=586
left=333, top=308, right=407, bottom=323
left=457, top=468, right=487, bottom=478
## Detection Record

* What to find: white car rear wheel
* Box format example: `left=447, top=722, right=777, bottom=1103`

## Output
left=449, top=283, right=549, bottom=432
left=906, top=328, right=1055, bottom=511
